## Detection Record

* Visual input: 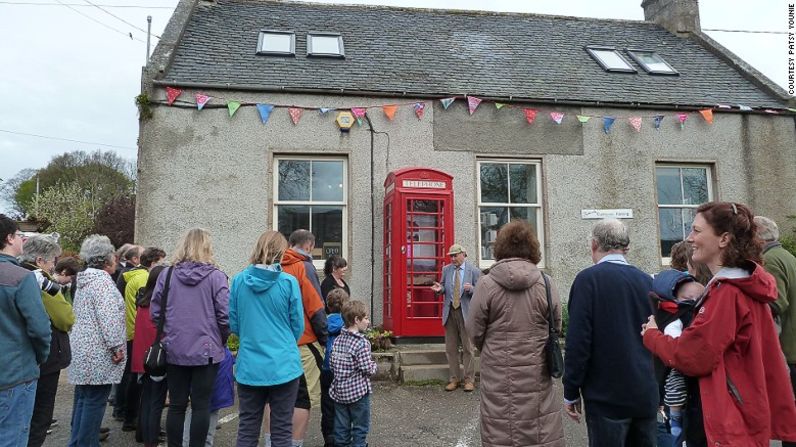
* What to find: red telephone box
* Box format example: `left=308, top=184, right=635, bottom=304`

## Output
left=383, top=168, right=454, bottom=338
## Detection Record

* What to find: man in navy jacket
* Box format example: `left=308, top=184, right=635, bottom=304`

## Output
left=563, top=219, right=657, bottom=447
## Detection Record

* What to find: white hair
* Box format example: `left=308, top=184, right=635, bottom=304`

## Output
left=80, top=234, right=116, bottom=268
left=754, top=216, right=780, bottom=242
left=591, top=219, right=630, bottom=251
left=19, top=235, right=62, bottom=264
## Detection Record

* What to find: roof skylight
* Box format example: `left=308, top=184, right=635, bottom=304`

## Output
left=627, top=50, right=679, bottom=75
left=257, top=31, right=295, bottom=56
left=585, top=46, right=636, bottom=73
left=308, top=33, right=345, bottom=58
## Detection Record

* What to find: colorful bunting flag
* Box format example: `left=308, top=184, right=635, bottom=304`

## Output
left=195, top=93, right=210, bottom=110
left=495, top=103, right=506, bottom=110
left=576, top=115, right=590, bottom=124
left=738, top=104, right=752, bottom=111
left=166, top=87, right=182, bottom=106
left=699, top=109, right=714, bottom=124
left=467, top=96, right=482, bottom=115
left=550, top=112, right=564, bottom=124
left=288, top=107, right=303, bottom=125
left=603, top=117, right=616, bottom=134
left=629, top=117, right=642, bottom=132
left=677, top=113, right=688, bottom=129
left=414, top=102, right=426, bottom=120
left=256, top=104, right=274, bottom=124
left=764, top=109, right=779, bottom=114
left=523, top=108, right=537, bottom=124
left=383, top=104, right=398, bottom=121
left=227, top=101, right=241, bottom=117
left=351, top=107, right=367, bottom=126
left=319, top=108, right=334, bottom=114
left=653, top=115, right=664, bottom=130
left=440, top=97, right=455, bottom=110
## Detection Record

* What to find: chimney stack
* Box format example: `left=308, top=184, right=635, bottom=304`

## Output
left=641, top=0, right=701, bottom=36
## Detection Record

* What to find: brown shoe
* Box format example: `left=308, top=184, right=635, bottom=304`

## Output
left=463, top=381, right=475, bottom=392
left=445, top=379, right=460, bottom=391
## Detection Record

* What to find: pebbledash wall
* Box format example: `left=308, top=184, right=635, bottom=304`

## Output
left=135, top=87, right=796, bottom=323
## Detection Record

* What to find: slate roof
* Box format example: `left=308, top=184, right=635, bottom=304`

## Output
left=161, top=0, right=786, bottom=108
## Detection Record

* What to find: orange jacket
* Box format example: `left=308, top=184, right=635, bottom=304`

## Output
left=281, top=249, right=327, bottom=346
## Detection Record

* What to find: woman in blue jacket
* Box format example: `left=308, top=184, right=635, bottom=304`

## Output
left=230, top=230, right=304, bottom=447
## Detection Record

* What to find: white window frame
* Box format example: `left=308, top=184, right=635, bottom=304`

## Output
left=585, top=46, right=637, bottom=73
left=656, top=163, right=714, bottom=264
left=307, top=32, right=345, bottom=58
left=273, top=155, right=348, bottom=269
left=476, top=159, right=545, bottom=269
left=256, top=30, right=296, bottom=56
left=626, top=49, right=679, bottom=75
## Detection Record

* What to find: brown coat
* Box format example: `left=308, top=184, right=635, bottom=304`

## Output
left=468, top=258, right=565, bottom=447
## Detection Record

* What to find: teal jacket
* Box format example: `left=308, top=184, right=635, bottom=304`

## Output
left=0, top=254, right=51, bottom=390
left=230, top=264, right=304, bottom=386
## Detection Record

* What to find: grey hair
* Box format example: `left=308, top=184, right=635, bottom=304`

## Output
left=116, top=243, right=133, bottom=258
left=591, top=219, right=630, bottom=251
left=754, top=216, right=780, bottom=242
left=80, top=235, right=116, bottom=268
left=19, top=235, right=62, bottom=264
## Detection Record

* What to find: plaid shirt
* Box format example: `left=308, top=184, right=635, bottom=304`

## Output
left=329, top=328, right=377, bottom=404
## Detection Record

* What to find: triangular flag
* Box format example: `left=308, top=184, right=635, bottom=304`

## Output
left=699, top=109, right=713, bottom=124
left=414, top=102, right=425, bottom=120
left=467, top=96, right=482, bottom=115
left=738, top=104, right=752, bottom=111
left=550, top=112, right=564, bottom=124
left=495, top=103, right=506, bottom=110
left=629, top=117, right=642, bottom=132
left=440, top=97, right=455, bottom=110
left=603, top=117, right=616, bottom=134
left=227, top=101, right=241, bottom=117
left=256, top=104, right=274, bottom=124
left=677, top=113, right=688, bottom=129
left=576, top=115, right=591, bottom=124
left=288, top=107, right=303, bottom=125
left=351, top=107, right=367, bottom=126
left=319, top=108, right=334, bottom=114
left=653, top=115, right=664, bottom=130
left=764, top=109, right=779, bottom=114
left=166, top=87, right=182, bottom=106
left=195, top=93, right=210, bottom=110
left=523, top=108, right=537, bottom=124
left=383, top=104, right=398, bottom=121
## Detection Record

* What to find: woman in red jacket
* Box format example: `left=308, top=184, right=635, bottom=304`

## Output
left=642, top=202, right=796, bottom=447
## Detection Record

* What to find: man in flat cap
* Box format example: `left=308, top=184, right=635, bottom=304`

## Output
left=432, top=244, right=481, bottom=392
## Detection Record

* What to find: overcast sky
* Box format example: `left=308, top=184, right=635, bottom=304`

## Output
left=0, top=0, right=791, bottom=213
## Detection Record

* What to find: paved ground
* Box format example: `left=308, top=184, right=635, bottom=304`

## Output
left=44, top=375, right=589, bottom=446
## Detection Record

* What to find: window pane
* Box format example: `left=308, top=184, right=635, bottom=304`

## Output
left=278, top=160, right=310, bottom=201
left=510, top=207, right=539, bottom=231
left=509, top=164, right=537, bottom=204
left=261, top=33, right=292, bottom=53
left=309, top=35, right=341, bottom=54
left=311, top=206, right=343, bottom=259
left=277, top=205, right=309, bottom=241
left=682, top=168, right=709, bottom=205
left=311, top=161, right=344, bottom=202
left=480, top=163, right=508, bottom=203
left=479, top=206, right=508, bottom=261
left=592, top=49, right=633, bottom=70
left=633, top=52, right=675, bottom=73
left=656, top=167, right=683, bottom=205
left=659, top=208, right=684, bottom=257
left=682, top=207, right=697, bottom=240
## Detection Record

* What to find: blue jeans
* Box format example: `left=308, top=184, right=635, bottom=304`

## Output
left=333, top=394, right=370, bottom=447
left=69, top=384, right=112, bottom=447
left=0, top=379, right=37, bottom=447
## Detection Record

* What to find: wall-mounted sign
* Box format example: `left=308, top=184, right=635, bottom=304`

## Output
left=323, top=243, right=342, bottom=258
left=402, top=180, right=446, bottom=189
left=336, top=111, right=355, bottom=132
left=581, top=209, right=634, bottom=219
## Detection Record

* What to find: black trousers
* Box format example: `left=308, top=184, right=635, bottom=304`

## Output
left=114, top=340, right=134, bottom=420
left=137, top=375, right=168, bottom=445
left=165, top=363, right=218, bottom=447
left=320, top=369, right=336, bottom=446
left=27, top=370, right=60, bottom=447
left=585, top=412, right=656, bottom=447
left=236, top=379, right=300, bottom=447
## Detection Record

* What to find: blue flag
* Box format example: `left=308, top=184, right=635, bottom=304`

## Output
left=257, top=104, right=274, bottom=124
left=653, top=115, right=664, bottom=130
left=603, top=117, right=616, bottom=134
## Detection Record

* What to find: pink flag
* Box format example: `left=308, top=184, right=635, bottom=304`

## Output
left=550, top=112, right=564, bottom=124
left=524, top=108, right=537, bottom=124
left=629, top=117, right=642, bottom=132
left=195, top=93, right=210, bottom=110
left=677, top=113, right=688, bottom=129
left=288, top=107, right=303, bottom=125
left=414, top=103, right=425, bottom=120
left=351, top=107, right=367, bottom=119
left=166, top=87, right=182, bottom=106
left=467, top=96, right=482, bottom=115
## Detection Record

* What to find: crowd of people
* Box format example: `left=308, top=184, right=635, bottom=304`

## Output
left=2, top=199, right=796, bottom=447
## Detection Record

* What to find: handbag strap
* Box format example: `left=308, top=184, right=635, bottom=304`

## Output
left=541, top=273, right=557, bottom=338
left=155, top=267, right=174, bottom=339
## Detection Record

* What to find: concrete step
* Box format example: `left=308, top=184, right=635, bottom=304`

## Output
left=399, top=358, right=481, bottom=384
left=399, top=349, right=448, bottom=366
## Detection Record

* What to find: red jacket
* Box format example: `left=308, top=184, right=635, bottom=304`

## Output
left=644, top=263, right=796, bottom=446
left=131, top=305, right=157, bottom=374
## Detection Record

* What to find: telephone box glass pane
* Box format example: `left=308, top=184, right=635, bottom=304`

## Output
left=480, top=163, right=508, bottom=203
left=509, top=164, right=537, bottom=204
left=278, top=160, right=310, bottom=201
left=312, top=161, right=344, bottom=202
left=312, top=206, right=343, bottom=258
left=277, top=205, right=309, bottom=239
left=479, top=206, right=508, bottom=261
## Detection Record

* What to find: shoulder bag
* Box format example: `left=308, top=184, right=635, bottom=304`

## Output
left=144, top=266, right=173, bottom=377
left=542, top=273, right=564, bottom=378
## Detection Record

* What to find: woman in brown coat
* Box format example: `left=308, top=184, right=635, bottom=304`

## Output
left=468, top=220, right=565, bottom=447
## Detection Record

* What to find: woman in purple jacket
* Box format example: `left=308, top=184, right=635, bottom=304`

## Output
left=151, top=228, right=230, bottom=447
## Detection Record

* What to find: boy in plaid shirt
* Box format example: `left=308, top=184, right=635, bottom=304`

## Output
left=329, top=300, right=377, bottom=447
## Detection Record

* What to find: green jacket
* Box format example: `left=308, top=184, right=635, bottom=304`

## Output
left=763, top=242, right=796, bottom=363
left=123, top=267, right=149, bottom=341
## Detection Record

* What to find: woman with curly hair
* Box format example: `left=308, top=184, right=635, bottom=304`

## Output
left=642, top=202, right=796, bottom=446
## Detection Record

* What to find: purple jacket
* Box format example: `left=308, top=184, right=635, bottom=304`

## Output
left=150, top=262, right=230, bottom=366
